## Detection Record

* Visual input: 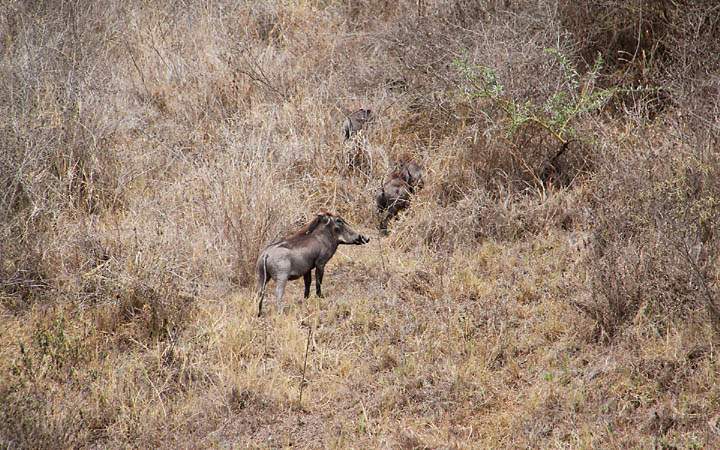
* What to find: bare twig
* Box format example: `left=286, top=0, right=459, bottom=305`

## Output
left=124, top=39, right=149, bottom=97
left=298, top=325, right=312, bottom=408
left=236, top=45, right=288, bottom=100
left=680, top=240, right=720, bottom=332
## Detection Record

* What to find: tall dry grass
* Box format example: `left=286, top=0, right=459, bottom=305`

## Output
left=1, top=0, right=719, bottom=447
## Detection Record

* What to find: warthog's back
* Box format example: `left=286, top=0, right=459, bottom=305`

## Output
left=377, top=160, right=424, bottom=232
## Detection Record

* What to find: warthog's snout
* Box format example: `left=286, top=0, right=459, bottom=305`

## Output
left=355, top=235, right=370, bottom=245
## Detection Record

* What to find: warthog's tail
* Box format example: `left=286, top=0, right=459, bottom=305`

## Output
left=257, top=254, right=269, bottom=317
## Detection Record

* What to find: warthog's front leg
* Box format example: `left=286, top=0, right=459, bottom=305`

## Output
left=315, top=265, right=325, bottom=298
left=303, top=272, right=311, bottom=299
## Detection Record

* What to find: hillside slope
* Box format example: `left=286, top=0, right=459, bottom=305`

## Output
left=2, top=1, right=719, bottom=447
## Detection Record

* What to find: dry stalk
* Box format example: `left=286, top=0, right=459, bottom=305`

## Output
left=298, top=324, right=312, bottom=409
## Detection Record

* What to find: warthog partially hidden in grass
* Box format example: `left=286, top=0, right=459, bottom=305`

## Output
left=342, top=108, right=373, bottom=141
left=376, top=160, right=424, bottom=232
left=256, top=210, right=370, bottom=316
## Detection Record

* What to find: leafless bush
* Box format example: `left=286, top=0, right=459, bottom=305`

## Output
left=559, top=0, right=720, bottom=119
left=579, top=113, right=720, bottom=340
left=205, top=151, right=307, bottom=286
left=2, top=0, right=720, bottom=447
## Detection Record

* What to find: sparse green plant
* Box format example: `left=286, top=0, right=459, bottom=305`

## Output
left=454, top=48, right=615, bottom=145
left=9, top=316, right=85, bottom=384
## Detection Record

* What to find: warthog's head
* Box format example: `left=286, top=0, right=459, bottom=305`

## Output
left=356, top=108, right=373, bottom=123
left=318, top=210, right=370, bottom=245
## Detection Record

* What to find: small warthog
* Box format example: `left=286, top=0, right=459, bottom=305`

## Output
left=256, top=210, right=370, bottom=316
left=342, top=108, right=373, bottom=141
left=376, top=160, right=423, bottom=232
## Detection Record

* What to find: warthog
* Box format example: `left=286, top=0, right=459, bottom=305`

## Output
left=342, top=108, right=373, bottom=141
left=376, top=160, right=424, bottom=232
left=256, top=210, right=370, bottom=316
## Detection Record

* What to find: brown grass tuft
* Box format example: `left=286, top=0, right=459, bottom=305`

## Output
left=2, top=0, right=719, bottom=447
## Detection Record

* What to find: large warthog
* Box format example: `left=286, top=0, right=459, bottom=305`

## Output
left=376, top=160, right=423, bottom=232
left=256, top=210, right=370, bottom=316
left=342, top=108, right=373, bottom=141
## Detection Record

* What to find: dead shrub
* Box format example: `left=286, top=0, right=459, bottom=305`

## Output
left=2, top=0, right=720, bottom=447
left=559, top=0, right=720, bottom=119
left=208, top=154, right=306, bottom=287
left=579, top=119, right=720, bottom=341
left=0, top=388, right=88, bottom=449
left=559, top=1, right=671, bottom=73
left=114, top=283, right=193, bottom=343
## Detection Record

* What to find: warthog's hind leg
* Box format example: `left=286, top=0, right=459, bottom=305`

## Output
left=257, top=289, right=265, bottom=317
left=275, top=277, right=288, bottom=313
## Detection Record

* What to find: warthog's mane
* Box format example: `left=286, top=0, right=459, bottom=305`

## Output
left=283, top=210, right=336, bottom=244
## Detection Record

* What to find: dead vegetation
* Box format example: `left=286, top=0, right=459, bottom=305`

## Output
left=1, top=0, right=719, bottom=447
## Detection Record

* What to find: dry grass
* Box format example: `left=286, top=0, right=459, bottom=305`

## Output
left=2, top=0, right=720, bottom=448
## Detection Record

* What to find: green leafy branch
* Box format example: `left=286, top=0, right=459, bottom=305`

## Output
left=454, top=49, right=616, bottom=145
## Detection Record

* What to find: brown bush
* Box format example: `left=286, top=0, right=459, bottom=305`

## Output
left=1, top=0, right=720, bottom=448
left=578, top=116, right=720, bottom=341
